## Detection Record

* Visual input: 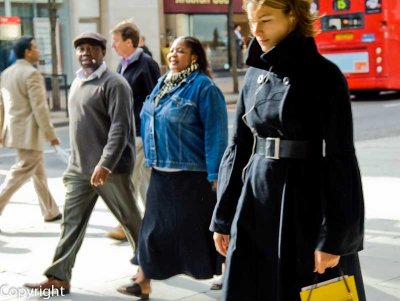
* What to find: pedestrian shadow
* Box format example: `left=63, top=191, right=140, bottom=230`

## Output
left=0, top=240, right=30, bottom=254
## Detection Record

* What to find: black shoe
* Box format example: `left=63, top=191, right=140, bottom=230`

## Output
left=117, top=283, right=150, bottom=299
left=44, top=213, right=62, bottom=222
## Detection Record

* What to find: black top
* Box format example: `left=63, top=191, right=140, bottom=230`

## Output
left=117, top=51, right=160, bottom=136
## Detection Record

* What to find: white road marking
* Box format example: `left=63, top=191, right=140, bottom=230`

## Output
left=384, top=103, right=400, bottom=108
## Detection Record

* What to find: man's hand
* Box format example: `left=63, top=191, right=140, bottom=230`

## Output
left=50, top=138, right=60, bottom=146
left=213, top=232, right=230, bottom=257
left=314, top=250, right=340, bottom=274
left=91, top=165, right=110, bottom=187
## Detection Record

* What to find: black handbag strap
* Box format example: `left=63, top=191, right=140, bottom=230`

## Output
left=306, top=267, right=353, bottom=301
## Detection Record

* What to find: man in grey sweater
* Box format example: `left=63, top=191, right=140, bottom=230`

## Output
left=24, top=32, right=141, bottom=294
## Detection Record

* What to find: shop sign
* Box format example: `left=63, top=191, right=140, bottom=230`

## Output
left=0, top=16, right=21, bottom=41
left=164, top=0, right=244, bottom=14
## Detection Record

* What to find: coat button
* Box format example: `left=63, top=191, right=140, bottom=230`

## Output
left=283, top=77, right=290, bottom=85
left=257, top=74, right=265, bottom=84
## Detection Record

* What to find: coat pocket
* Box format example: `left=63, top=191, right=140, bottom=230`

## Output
left=166, top=96, right=197, bottom=124
left=252, top=79, right=291, bottom=132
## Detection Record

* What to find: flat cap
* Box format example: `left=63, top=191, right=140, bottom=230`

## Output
left=73, top=32, right=107, bottom=49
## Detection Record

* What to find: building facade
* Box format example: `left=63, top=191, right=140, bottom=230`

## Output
left=163, top=0, right=248, bottom=70
left=1, top=0, right=247, bottom=82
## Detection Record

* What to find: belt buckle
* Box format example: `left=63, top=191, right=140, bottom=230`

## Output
left=265, top=137, right=280, bottom=159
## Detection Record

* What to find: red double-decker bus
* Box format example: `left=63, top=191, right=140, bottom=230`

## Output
left=314, top=0, right=400, bottom=95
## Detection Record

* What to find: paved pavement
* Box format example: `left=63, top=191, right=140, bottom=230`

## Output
left=1, top=74, right=400, bottom=300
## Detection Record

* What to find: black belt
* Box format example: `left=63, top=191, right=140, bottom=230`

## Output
left=255, top=136, right=322, bottom=159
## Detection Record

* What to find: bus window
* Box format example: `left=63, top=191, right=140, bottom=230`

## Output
left=321, top=13, right=364, bottom=31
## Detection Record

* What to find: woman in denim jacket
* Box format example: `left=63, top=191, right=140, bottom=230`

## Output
left=118, top=36, right=228, bottom=299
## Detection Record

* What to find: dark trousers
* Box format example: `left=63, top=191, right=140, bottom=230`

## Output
left=44, top=172, right=142, bottom=281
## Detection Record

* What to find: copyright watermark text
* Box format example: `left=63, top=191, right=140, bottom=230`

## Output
left=0, top=284, right=67, bottom=299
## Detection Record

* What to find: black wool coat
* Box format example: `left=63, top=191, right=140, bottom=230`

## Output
left=210, top=30, right=366, bottom=301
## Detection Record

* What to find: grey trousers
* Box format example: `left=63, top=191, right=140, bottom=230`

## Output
left=44, top=172, right=142, bottom=281
left=0, top=149, right=60, bottom=220
left=131, top=138, right=150, bottom=213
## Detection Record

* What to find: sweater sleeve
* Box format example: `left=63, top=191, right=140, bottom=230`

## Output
left=210, top=83, right=254, bottom=234
left=316, top=66, right=364, bottom=255
left=97, top=78, right=135, bottom=171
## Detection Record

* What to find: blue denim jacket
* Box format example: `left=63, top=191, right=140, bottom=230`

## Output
left=140, top=70, right=228, bottom=181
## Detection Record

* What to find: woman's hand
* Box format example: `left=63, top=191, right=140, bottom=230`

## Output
left=213, top=232, right=230, bottom=256
left=314, top=250, right=340, bottom=274
left=212, top=180, right=218, bottom=191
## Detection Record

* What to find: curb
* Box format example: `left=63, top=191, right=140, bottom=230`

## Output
left=53, top=121, right=69, bottom=127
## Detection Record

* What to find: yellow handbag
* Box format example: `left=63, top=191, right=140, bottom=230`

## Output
left=300, top=268, right=359, bottom=301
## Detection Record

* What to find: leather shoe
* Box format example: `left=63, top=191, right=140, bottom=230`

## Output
left=210, top=275, right=223, bottom=290
left=24, top=277, right=70, bottom=295
left=117, top=282, right=149, bottom=299
left=44, top=213, right=62, bottom=222
left=107, top=225, right=127, bottom=241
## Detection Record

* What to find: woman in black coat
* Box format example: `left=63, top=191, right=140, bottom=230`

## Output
left=211, top=1, right=366, bottom=300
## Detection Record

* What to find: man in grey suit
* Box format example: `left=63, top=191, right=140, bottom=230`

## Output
left=0, top=36, right=61, bottom=224
left=24, top=31, right=141, bottom=294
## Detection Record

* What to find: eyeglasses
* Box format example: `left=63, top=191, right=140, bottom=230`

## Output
left=75, top=45, right=102, bottom=53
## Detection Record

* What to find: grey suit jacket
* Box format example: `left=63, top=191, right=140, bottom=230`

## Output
left=0, top=59, right=56, bottom=151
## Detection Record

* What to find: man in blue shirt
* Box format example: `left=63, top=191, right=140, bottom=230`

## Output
left=107, top=20, right=160, bottom=241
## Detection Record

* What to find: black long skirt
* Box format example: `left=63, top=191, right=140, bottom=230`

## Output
left=134, top=169, right=222, bottom=280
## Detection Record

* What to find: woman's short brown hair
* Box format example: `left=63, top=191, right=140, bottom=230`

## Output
left=243, top=0, right=318, bottom=37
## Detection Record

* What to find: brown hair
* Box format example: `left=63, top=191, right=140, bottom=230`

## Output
left=110, top=20, right=140, bottom=48
left=243, top=0, right=318, bottom=37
